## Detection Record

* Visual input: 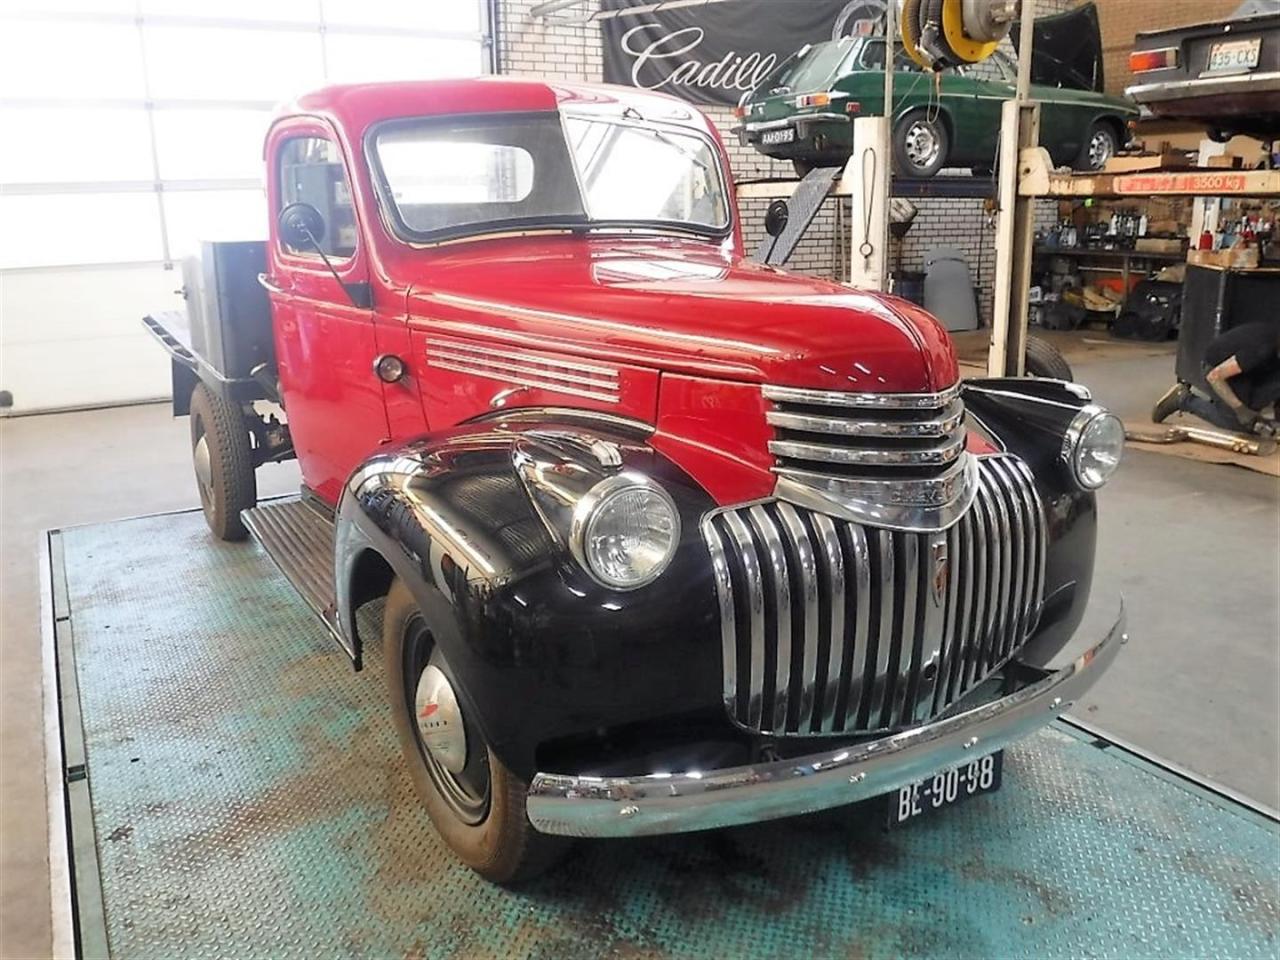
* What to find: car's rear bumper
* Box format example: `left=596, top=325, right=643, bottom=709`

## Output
left=1127, top=70, right=1280, bottom=114
left=735, top=112, right=852, bottom=159
left=526, top=605, right=1126, bottom=837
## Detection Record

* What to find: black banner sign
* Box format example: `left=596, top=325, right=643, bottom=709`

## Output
left=600, top=0, right=887, bottom=106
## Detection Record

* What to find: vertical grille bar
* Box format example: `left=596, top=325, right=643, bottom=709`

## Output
left=746, top=505, right=792, bottom=733
left=841, top=522, right=873, bottom=730
left=776, top=503, right=820, bottom=731
left=811, top=513, right=845, bottom=733
left=702, top=518, right=738, bottom=719
left=993, top=460, right=1024, bottom=660
left=969, top=486, right=997, bottom=688
left=891, top=533, right=920, bottom=726
left=703, top=454, right=1046, bottom=737
left=1013, top=458, right=1047, bottom=634
left=721, top=511, right=766, bottom=729
left=864, top=530, right=896, bottom=727
left=992, top=460, right=1025, bottom=661
left=942, top=511, right=975, bottom=708
left=915, top=529, right=948, bottom=721
left=984, top=470, right=1013, bottom=670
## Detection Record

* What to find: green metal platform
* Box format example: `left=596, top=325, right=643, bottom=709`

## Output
left=45, top=509, right=1280, bottom=959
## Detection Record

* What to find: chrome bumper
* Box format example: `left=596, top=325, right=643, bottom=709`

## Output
left=526, top=606, right=1126, bottom=838
left=1126, top=71, right=1280, bottom=103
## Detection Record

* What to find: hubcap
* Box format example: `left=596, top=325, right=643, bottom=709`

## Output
left=193, top=433, right=213, bottom=502
left=413, top=664, right=467, bottom=775
left=402, top=615, right=490, bottom=823
left=1089, top=130, right=1114, bottom=169
left=904, top=121, right=940, bottom=170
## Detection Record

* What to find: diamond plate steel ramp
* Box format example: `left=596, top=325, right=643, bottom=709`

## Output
left=752, top=165, right=844, bottom=266
left=57, top=509, right=1280, bottom=959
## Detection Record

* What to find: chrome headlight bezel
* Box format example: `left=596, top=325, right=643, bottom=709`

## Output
left=1061, top=404, right=1125, bottom=490
left=568, top=472, right=682, bottom=590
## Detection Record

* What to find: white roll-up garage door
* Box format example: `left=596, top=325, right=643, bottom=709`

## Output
left=0, top=0, right=491, bottom=414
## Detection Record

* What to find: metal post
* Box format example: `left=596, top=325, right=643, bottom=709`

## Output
left=988, top=0, right=1039, bottom=376
left=845, top=115, right=892, bottom=291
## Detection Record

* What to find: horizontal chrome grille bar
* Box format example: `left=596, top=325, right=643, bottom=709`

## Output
left=766, top=399, right=964, bottom=438
left=768, top=433, right=964, bottom=467
left=763, top=382, right=961, bottom=409
left=763, top=380, right=970, bottom=521
left=704, top=454, right=1045, bottom=737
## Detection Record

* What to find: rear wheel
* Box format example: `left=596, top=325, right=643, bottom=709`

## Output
left=1024, top=335, right=1074, bottom=380
left=791, top=158, right=814, bottom=178
left=893, top=110, right=949, bottom=179
left=383, top=578, right=566, bottom=884
left=189, top=382, right=256, bottom=541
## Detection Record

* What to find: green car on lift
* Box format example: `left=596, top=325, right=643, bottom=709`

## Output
left=736, top=35, right=1139, bottom=178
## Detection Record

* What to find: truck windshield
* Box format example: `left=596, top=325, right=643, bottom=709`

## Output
left=371, top=112, right=729, bottom=243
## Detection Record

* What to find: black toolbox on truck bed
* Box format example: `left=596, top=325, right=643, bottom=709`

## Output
left=182, top=240, right=274, bottom=381
left=142, top=240, right=275, bottom=411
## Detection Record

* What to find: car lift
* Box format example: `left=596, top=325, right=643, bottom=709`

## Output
left=41, top=508, right=1280, bottom=958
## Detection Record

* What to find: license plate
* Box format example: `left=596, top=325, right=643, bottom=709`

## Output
left=1206, top=37, right=1261, bottom=75
left=760, top=127, right=796, bottom=145
left=887, top=751, right=1003, bottom=828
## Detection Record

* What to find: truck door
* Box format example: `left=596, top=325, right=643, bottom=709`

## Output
left=264, top=122, right=390, bottom=505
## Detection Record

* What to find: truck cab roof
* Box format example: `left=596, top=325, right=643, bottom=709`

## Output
left=278, top=77, right=717, bottom=138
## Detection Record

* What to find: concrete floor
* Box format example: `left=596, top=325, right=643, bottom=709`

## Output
left=2, top=344, right=1277, bottom=958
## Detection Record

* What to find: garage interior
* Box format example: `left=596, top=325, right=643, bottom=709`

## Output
left=1, top=1, right=1277, bottom=958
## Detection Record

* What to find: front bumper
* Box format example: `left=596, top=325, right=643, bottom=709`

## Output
left=526, top=605, right=1126, bottom=837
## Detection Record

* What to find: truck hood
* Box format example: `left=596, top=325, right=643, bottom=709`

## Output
left=404, top=236, right=957, bottom=393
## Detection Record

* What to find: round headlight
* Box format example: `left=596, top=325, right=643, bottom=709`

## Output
left=1064, top=406, right=1125, bottom=489
left=571, top=474, right=681, bottom=590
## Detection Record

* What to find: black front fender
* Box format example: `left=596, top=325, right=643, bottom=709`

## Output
left=332, top=419, right=724, bottom=780
left=963, top=378, right=1101, bottom=668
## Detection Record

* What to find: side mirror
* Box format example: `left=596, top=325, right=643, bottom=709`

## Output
left=278, top=202, right=326, bottom=251
left=764, top=199, right=790, bottom=238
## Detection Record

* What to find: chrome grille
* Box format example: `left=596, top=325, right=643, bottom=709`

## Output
left=764, top=382, right=965, bottom=478
left=702, top=455, right=1046, bottom=737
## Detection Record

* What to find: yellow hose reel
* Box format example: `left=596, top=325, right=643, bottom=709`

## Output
left=901, top=0, right=1016, bottom=71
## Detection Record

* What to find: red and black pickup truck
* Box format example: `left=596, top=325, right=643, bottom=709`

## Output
left=144, top=76, right=1126, bottom=883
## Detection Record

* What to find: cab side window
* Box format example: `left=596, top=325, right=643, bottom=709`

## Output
left=278, top=136, right=357, bottom=259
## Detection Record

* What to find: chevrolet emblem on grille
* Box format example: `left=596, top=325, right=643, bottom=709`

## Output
left=931, top=541, right=950, bottom=604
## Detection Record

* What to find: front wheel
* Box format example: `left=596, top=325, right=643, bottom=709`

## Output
left=383, top=578, right=566, bottom=884
left=189, top=382, right=256, bottom=541
left=893, top=111, right=949, bottom=179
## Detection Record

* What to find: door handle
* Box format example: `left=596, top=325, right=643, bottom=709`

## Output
left=257, top=273, right=288, bottom=295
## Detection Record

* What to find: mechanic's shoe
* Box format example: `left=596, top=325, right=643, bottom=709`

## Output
left=1250, top=416, right=1279, bottom=439
left=1151, top=383, right=1187, bottom=424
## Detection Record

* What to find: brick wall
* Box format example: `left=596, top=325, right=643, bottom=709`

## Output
left=495, top=0, right=1082, bottom=324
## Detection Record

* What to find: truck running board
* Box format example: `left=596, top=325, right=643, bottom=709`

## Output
left=241, top=498, right=348, bottom=656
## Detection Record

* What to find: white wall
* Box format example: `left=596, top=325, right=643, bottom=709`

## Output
left=0, top=0, right=490, bottom=414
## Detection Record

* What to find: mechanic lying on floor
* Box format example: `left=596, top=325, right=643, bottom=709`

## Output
left=1204, top=322, right=1280, bottom=430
